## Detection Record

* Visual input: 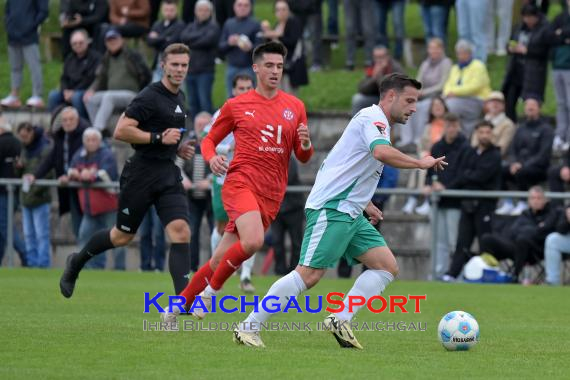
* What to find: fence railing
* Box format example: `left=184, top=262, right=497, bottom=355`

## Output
left=3, top=178, right=570, bottom=279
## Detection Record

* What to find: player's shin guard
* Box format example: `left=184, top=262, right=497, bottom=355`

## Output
left=336, top=269, right=394, bottom=321
left=209, top=241, right=251, bottom=290
left=168, top=243, right=191, bottom=295
left=180, top=259, right=214, bottom=308
left=73, top=229, right=115, bottom=269
left=241, top=271, right=307, bottom=331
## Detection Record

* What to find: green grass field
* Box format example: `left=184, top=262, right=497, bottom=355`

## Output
left=1, top=269, right=569, bottom=379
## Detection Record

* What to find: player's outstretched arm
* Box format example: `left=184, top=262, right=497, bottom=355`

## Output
left=372, top=144, right=447, bottom=171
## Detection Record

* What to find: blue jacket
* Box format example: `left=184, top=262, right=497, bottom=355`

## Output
left=218, top=16, right=261, bottom=68
left=5, top=0, right=49, bottom=45
left=70, top=146, right=119, bottom=182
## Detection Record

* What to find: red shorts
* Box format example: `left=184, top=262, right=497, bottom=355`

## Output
left=222, top=181, right=281, bottom=234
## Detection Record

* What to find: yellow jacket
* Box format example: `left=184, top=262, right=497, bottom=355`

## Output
left=443, top=59, right=491, bottom=100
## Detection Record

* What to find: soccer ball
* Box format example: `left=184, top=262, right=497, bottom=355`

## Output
left=437, top=311, right=479, bottom=351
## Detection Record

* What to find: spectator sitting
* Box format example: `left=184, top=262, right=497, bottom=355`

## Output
left=496, top=98, right=554, bottom=216
left=471, top=91, right=516, bottom=159
left=443, top=39, right=491, bottom=138
left=32, top=107, right=88, bottom=238
left=84, top=29, right=151, bottom=133
left=402, top=96, right=448, bottom=215
left=548, top=139, right=570, bottom=207
left=502, top=4, right=550, bottom=123
left=261, top=0, right=306, bottom=94
left=218, top=0, right=261, bottom=97
left=48, top=29, right=101, bottom=120
left=550, top=5, right=570, bottom=151
left=343, top=0, right=377, bottom=70
left=0, top=114, right=27, bottom=266
left=69, top=128, right=125, bottom=270
left=1, top=0, right=49, bottom=108
left=401, top=37, right=452, bottom=147
left=181, top=0, right=221, bottom=117
left=544, top=205, right=570, bottom=285
left=441, top=120, right=502, bottom=282
left=59, top=0, right=108, bottom=58
left=351, top=45, right=404, bottom=116
left=107, top=0, right=151, bottom=40
left=479, top=186, right=558, bottom=283
left=17, top=123, right=53, bottom=268
left=147, top=0, right=185, bottom=83
left=181, top=112, right=213, bottom=272
left=423, top=113, right=469, bottom=278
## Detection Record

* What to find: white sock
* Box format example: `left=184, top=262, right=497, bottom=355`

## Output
left=336, top=269, right=394, bottom=321
left=240, top=254, right=255, bottom=281
left=203, top=284, right=218, bottom=297
left=210, top=228, right=222, bottom=252
left=242, top=271, right=307, bottom=331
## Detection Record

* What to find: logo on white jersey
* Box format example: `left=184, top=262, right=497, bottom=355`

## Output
left=373, top=121, right=388, bottom=136
left=283, top=108, right=294, bottom=121
left=260, top=124, right=283, bottom=144
left=245, top=110, right=256, bottom=118
left=175, top=105, right=183, bottom=113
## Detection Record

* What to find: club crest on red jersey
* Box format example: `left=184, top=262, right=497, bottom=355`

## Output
left=283, top=108, right=294, bottom=121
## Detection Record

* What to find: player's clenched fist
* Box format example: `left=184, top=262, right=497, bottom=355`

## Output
left=297, top=123, right=311, bottom=150
left=177, top=139, right=196, bottom=160
left=209, top=155, right=229, bottom=176
left=162, top=128, right=182, bottom=145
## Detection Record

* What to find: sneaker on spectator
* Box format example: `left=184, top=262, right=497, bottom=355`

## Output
left=309, top=64, right=322, bottom=73
left=510, top=200, right=528, bottom=216
left=495, top=200, right=514, bottom=215
left=415, top=200, right=431, bottom=216
left=331, top=42, right=339, bottom=50
left=1, top=95, right=21, bottom=108
left=402, top=197, right=417, bottom=215
left=25, top=96, right=44, bottom=108
left=496, top=48, right=507, bottom=56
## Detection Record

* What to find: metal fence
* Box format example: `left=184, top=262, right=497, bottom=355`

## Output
left=3, top=178, right=570, bottom=279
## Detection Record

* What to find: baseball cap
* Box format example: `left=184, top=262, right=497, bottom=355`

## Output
left=105, top=28, right=122, bottom=40
left=485, top=91, right=504, bottom=102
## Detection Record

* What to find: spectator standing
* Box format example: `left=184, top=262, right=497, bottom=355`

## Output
left=17, top=123, right=53, bottom=268
left=84, top=29, right=151, bottom=133
left=456, top=0, right=489, bottom=62
left=59, top=0, right=108, bottom=58
left=326, top=0, right=339, bottom=38
left=218, top=0, right=260, bottom=97
left=343, top=0, right=376, bottom=70
left=1, top=0, right=49, bottom=108
left=548, top=141, right=570, bottom=207
left=181, top=0, right=221, bottom=117
left=545, top=206, right=570, bottom=285
left=48, top=29, right=101, bottom=120
left=288, top=0, right=323, bottom=71
left=375, top=0, right=406, bottom=61
left=550, top=4, right=570, bottom=150
left=420, top=0, right=454, bottom=45
left=147, top=0, right=186, bottom=83
left=485, top=0, right=514, bottom=57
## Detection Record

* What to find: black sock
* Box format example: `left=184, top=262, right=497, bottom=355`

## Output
left=169, top=243, right=191, bottom=294
left=72, top=229, right=115, bottom=269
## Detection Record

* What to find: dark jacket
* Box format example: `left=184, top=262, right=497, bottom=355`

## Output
left=0, top=131, right=22, bottom=194
left=288, top=0, right=322, bottom=15
left=450, top=145, right=502, bottom=192
left=555, top=207, right=570, bottom=234
left=35, top=119, right=88, bottom=215
left=5, top=0, right=49, bottom=46
left=60, top=0, right=108, bottom=29
left=509, top=117, right=554, bottom=171
left=181, top=17, right=221, bottom=74
left=61, top=49, right=101, bottom=90
left=18, top=127, right=53, bottom=208
left=90, top=48, right=151, bottom=92
left=358, top=59, right=405, bottom=97
left=218, top=16, right=261, bottom=67
left=549, top=11, right=570, bottom=70
left=506, top=202, right=559, bottom=245
left=147, top=18, right=186, bottom=68
left=502, top=15, right=550, bottom=100
left=278, top=16, right=303, bottom=58
left=426, top=134, right=468, bottom=208
left=279, top=158, right=305, bottom=214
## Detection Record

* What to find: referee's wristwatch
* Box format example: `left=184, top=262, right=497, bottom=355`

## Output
left=150, top=131, right=162, bottom=145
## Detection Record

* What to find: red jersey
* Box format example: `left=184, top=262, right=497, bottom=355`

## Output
left=202, top=89, right=313, bottom=202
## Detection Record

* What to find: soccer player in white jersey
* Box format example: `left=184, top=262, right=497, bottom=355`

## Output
left=234, top=73, right=447, bottom=349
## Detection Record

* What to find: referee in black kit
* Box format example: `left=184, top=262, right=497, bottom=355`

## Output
left=60, top=43, right=196, bottom=298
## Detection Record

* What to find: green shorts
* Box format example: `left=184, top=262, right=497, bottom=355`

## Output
left=211, top=180, right=229, bottom=222
left=299, top=208, right=387, bottom=269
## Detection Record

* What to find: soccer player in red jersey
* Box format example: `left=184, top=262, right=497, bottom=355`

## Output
left=162, top=41, right=313, bottom=322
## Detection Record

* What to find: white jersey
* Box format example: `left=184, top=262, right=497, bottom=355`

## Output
left=204, top=109, right=234, bottom=185
left=305, top=104, right=391, bottom=218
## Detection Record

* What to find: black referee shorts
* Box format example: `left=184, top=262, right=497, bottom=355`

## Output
left=116, top=157, right=190, bottom=234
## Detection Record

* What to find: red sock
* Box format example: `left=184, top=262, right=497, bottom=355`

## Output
left=180, top=260, right=214, bottom=308
left=209, top=241, right=250, bottom=290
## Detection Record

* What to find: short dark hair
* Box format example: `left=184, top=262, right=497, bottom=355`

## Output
left=232, top=73, right=254, bottom=88
left=521, top=4, right=539, bottom=16
left=252, top=41, right=287, bottom=63
left=443, top=112, right=460, bottom=124
left=162, top=43, right=190, bottom=62
left=17, top=122, right=34, bottom=133
left=379, top=73, right=422, bottom=99
left=475, top=120, right=494, bottom=130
